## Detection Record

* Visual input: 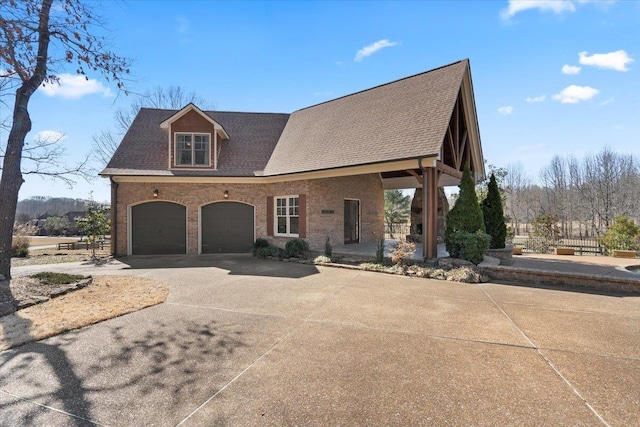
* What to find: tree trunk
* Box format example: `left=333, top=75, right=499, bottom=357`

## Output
left=0, top=0, right=53, bottom=308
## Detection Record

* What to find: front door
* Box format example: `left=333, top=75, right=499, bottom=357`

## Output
left=344, top=199, right=360, bottom=244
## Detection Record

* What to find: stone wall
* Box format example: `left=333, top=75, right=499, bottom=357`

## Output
left=113, top=174, right=384, bottom=255
left=410, top=187, right=449, bottom=240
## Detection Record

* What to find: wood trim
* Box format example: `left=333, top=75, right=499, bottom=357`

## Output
left=436, top=161, right=463, bottom=179
left=266, top=196, right=274, bottom=236
left=298, top=194, right=307, bottom=238
left=406, top=169, right=423, bottom=185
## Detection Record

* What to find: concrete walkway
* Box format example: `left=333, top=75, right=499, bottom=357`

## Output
left=1, top=255, right=639, bottom=426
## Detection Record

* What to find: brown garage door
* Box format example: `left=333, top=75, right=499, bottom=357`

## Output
left=131, top=202, right=186, bottom=255
left=201, top=202, right=254, bottom=253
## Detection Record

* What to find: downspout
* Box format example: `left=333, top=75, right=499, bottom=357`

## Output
left=110, top=177, right=118, bottom=256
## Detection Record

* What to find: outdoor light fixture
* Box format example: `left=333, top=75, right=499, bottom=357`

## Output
left=153, top=189, right=159, bottom=198
left=223, top=190, right=229, bottom=199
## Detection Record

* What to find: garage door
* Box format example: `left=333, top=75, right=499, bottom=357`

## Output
left=201, top=202, right=254, bottom=253
left=131, top=202, right=186, bottom=255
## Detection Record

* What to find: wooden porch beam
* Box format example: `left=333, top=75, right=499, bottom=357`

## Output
left=436, top=161, right=463, bottom=179
left=406, top=169, right=423, bottom=185
left=456, top=129, right=468, bottom=170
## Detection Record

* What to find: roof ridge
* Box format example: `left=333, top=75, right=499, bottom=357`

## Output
left=139, top=107, right=289, bottom=116
left=292, top=59, right=468, bottom=113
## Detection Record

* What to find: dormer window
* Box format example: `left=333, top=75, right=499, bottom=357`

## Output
left=175, top=133, right=210, bottom=166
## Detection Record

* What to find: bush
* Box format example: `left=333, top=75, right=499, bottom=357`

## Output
left=285, top=238, right=309, bottom=258
left=447, top=231, right=490, bottom=265
left=324, top=236, right=332, bottom=258
left=30, top=272, right=85, bottom=285
left=255, top=247, right=271, bottom=258
left=314, top=255, right=331, bottom=264
left=600, top=216, right=640, bottom=253
left=390, top=240, right=415, bottom=266
left=445, top=165, right=487, bottom=261
left=253, top=238, right=270, bottom=256
left=11, top=236, right=29, bottom=258
left=481, top=173, right=507, bottom=249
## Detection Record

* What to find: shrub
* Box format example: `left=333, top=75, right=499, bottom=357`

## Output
left=375, top=237, right=385, bottom=264
left=390, top=240, right=415, bottom=266
left=11, top=236, right=30, bottom=258
left=314, top=255, right=331, bottom=264
left=285, top=238, right=309, bottom=258
left=30, top=272, right=85, bottom=285
left=529, top=214, right=560, bottom=253
left=447, top=231, right=490, bottom=265
left=324, top=236, right=332, bottom=257
left=255, top=247, right=271, bottom=258
left=481, top=173, right=507, bottom=249
left=445, top=165, right=488, bottom=261
left=600, top=216, right=640, bottom=253
left=253, top=238, right=270, bottom=256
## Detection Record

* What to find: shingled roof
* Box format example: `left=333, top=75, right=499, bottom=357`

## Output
left=102, top=110, right=290, bottom=176
left=262, top=59, right=469, bottom=176
left=101, top=59, right=475, bottom=178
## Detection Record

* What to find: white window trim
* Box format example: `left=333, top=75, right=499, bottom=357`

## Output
left=174, top=132, right=212, bottom=167
left=274, top=195, right=300, bottom=237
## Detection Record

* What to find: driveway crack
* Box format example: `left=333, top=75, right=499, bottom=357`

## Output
left=479, top=286, right=611, bottom=427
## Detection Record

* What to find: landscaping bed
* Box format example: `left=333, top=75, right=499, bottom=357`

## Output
left=1, top=275, right=168, bottom=351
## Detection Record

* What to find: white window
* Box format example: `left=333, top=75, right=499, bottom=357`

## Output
left=175, top=133, right=210, bottom=166
left=275, top=196, right=299, bottom=236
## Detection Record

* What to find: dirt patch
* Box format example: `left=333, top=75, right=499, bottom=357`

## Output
left=0, top=276, right=168, bottom=351
left=11, top=251, right=111, bottom=267
left=23, top=236, right=79, bottom=246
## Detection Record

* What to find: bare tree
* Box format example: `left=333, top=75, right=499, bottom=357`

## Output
left=503, top=162, right=531, bottom=235
left=1, top=131, right=91, bottom=186
left=93, top=85, right=214, bottom=167
left=0, top=0, right=129, bottom=299
left=578, top=147, right=639, bottom=236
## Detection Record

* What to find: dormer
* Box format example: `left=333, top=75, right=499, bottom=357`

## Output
left=160, top=103, right=229, bottom=169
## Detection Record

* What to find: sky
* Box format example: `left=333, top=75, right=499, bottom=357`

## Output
left=2, top=0, right=639, bottom=203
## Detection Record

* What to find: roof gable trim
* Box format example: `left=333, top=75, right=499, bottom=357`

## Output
left=160, top=103, right=229, bottom=139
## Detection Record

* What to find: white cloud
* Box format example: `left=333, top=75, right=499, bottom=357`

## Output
left=578, top=50, right=634, bottom=71
left=526, top=95, right=546, bottom=102
left=561, top=64, right=581, bottom=75
left=34, top=130, right=66, bottom=142
left=501, top=0, right=576, bottom=19
left=39, top=74, right=113, bottom=99
left=354, top=39, right=398, bottom=62
left=498, top=106, right=514, bottom=115
left=552, top=85, right=599, bottom=103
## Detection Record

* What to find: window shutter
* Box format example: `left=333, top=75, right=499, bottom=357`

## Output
left=298, top=194, right=307, bottom=238
left=267, top=196, right=274, bottom=236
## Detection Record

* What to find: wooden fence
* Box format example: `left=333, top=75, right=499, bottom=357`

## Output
left=512, top=236, right=603, bottom=255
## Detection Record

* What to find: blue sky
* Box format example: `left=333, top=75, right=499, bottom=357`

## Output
left=5, top=0, right=639, bottom=202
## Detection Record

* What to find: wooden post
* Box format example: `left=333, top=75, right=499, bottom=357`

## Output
left=422, top=167, right=439, bottom=259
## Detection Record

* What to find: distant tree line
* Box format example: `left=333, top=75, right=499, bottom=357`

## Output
left=502, top=147, right=640, bottom=237
left=15, top=196, right=90, bottom=223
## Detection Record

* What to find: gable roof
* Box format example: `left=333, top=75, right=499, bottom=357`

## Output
left=159, top=103, right=230, bottom=139
left=262, top=59, right=469, bottom=176
left=101, top=59, right=481, bottom=179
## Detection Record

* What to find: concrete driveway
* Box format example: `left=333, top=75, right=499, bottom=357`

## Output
left=1, top=255, right=638, bottom=426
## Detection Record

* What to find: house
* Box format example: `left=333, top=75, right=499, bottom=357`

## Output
left=100, top=59, right=485, bottom=258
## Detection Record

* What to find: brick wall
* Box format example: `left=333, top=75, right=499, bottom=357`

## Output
left=112, top=174, right=384, bottom=256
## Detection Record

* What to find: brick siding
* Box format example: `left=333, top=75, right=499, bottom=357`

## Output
left=113, top=174, right=384, bottom=256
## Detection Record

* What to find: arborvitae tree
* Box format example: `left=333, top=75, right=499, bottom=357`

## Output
left=481, top=173, right=507, bottom=249
left=445, top=165, right=489, bottom=262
